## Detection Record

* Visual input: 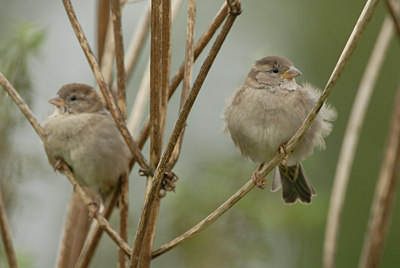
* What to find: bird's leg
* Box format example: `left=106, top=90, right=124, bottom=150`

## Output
left=162, top=171, right=179, bottom=192
left=88, top=201, right=100, bottom=218
left=54, top=157, right=66, bottom=171
left=278, top=144, right=289, bottom=166
left=251, top=162, right=267, bottom=189
left=138, top=169, right=179, bottom=192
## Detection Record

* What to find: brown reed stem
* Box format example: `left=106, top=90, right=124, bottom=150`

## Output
left=0, top=191, right=19, bottom=268
left=62, top=0, right=150, bottom=171
left=129, top=2, right=242, bottom=267
left=323, top=13, right=395, bottom=268
left=111, top=0, right=127, bottom=117
left=358, top=76, right=400, bottom=268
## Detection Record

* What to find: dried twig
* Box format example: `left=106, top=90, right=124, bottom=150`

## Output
left=358, top=76, right=400, bottom=268
left=323, top=14, right=395, bottom=268
left=61, top=0, right=150, bottom=171
left=0, top=191, right=19, bottom=268
left=386, top=0, right=400, bottom=38
left=61, top=164, right=133, bottom=256
left=97, top=0, right=110, bottom=65
left=110, top=0, right=127, bottom=117
left=129, top=2, right=242, bottom=267
left=152, top=0, right=380, bottom=258
left=55, top=193, right=91, bottom=268
left=76, top=185, right=121, bottom=268
left=0, top=72, right=45, bottom=141
left=119, top=174, right=129, bottom=268
left=167, top=0, right=196, bottom=170
left=130, top=1, right=229, bottom=158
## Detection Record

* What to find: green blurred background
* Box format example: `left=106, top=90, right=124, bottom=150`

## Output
left=1, top=0, right=399, bottom=267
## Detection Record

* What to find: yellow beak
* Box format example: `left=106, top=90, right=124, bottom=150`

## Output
left=49, top=95, right=65, bottom=107
left=280, top=66, right=302, bottom=79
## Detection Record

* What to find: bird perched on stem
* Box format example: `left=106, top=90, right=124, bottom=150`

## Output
left=43, top=83, right=131, bottom=204
left=223, top=56, right=336, bottom=204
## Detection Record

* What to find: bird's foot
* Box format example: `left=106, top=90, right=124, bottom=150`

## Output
left=139, top=169, right=178, bottom=192
left=278, top=144, right=289, bottom=166
left=88, top=201, right=101, bottom=218
left=162, top=171, right=179, bottom=192
left=251, top=162, right=267, bottom=189
left=54, top=158, right=66, bottom=171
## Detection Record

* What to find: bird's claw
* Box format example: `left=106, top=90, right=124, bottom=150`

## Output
left=54, top=158, right=66, bottom=171
left=252, top=163, right=267, bottom=189
left=279, top=145, right=289, bottom=166
left=162, top=171, right=178, bottom=192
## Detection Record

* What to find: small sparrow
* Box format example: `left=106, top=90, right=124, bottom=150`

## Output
left=43, top=83, right=131, bottom=201
left=223, top=56, right=336, bottom=204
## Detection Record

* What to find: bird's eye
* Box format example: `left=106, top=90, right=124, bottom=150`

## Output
left=272, top=68, right=279, bottom=73
left=70, top=95, right=77, bottom=101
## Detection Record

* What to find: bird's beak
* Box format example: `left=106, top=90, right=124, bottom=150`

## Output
left=280, top=66, right=302, bottom=79
left=49, top=95, right=65, bottom=107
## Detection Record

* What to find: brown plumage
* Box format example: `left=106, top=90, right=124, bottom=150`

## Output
left=43, top=83, right=131, bottom=201
left=223, top=56, right=336, bottom=204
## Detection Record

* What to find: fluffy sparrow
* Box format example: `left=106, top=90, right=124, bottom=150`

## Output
left=43, top=83, right=131, bottom=201
left=223, top=56, right=336, bottom=204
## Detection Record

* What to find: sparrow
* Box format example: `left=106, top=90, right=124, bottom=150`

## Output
left=223, top=56, right=336, bottom=204
left=43, top=83, right=131, bottom=202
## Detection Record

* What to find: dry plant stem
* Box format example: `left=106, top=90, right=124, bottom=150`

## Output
left=359, top=77, right=400, bottom=268
left=131, top=1, right=229, bottom=151
left=167, top=0, right=196, bottom=170
left=126, top=0, right=182, bottom=135
left=152, top=180, right=254, bottom=258
left=0, top=191, right=19, bottom=268
left=76, top=185, right=121, bottom=268
left=386, top=0, right=400, bottom=38
left=124, top=0, right=151, bottom=80
left=128, top=60, right=151, bottom=135
left=61, top=164, right=133, bottom=256
left=110, top=0, right=127, bottom=117
left=97, top=0, right=110, bottom=65
left=56, top=192, right=91, bottom=268
left=129, top=3, right=241, bottom=267
left=149, top=0, right=163, bottom=167
left=153, top=0, right=381, bottom=258
left=100, top=21, right=115, bottom=86
left=62, top=0, right=150, bottom=171
left=119, top=174, right=129, bottom=268
left=0, top=72, right=45, bottom=141
left=323, top=14, right=395, bottom=268
left=160, top=0, right=172, bottom=144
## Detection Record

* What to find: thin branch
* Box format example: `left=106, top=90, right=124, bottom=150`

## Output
left=159, top=0, right=172, bottom=147
left=358, top=76, right=400, bottom=268
left=76, top=184, right=121, bottom=268
left=153, top=0, right=381, bottom=258
left=126, top=0, right=183, bottom=136
left=0, top=72, right=45, bottom=142
left=127, top=60, right=151, bottom=136
left=130, top=0, right=229, bottom=160
left=110, top=0, right=127, bottom=117
left=60, top=163, right=133, bottom=257
left=386, top=0, right=400, bottom=38
left=119, top=174, right=129, bottom=268
left=124, top=0, right=151, bottom=80
left=55, top=192, right=91, bottom=268
left=167, top=0, right=196, bottom=170
left=62, top=0, right=150, bottom=171
left=149, top=0, right=163, bottom=168
left=97, top=0, right=110, bottom=65
left=0, top=191, right=19, bottom=268
left=323, top=14, right=395, bottom=268
left=129, top=2, right=242, bottom=267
